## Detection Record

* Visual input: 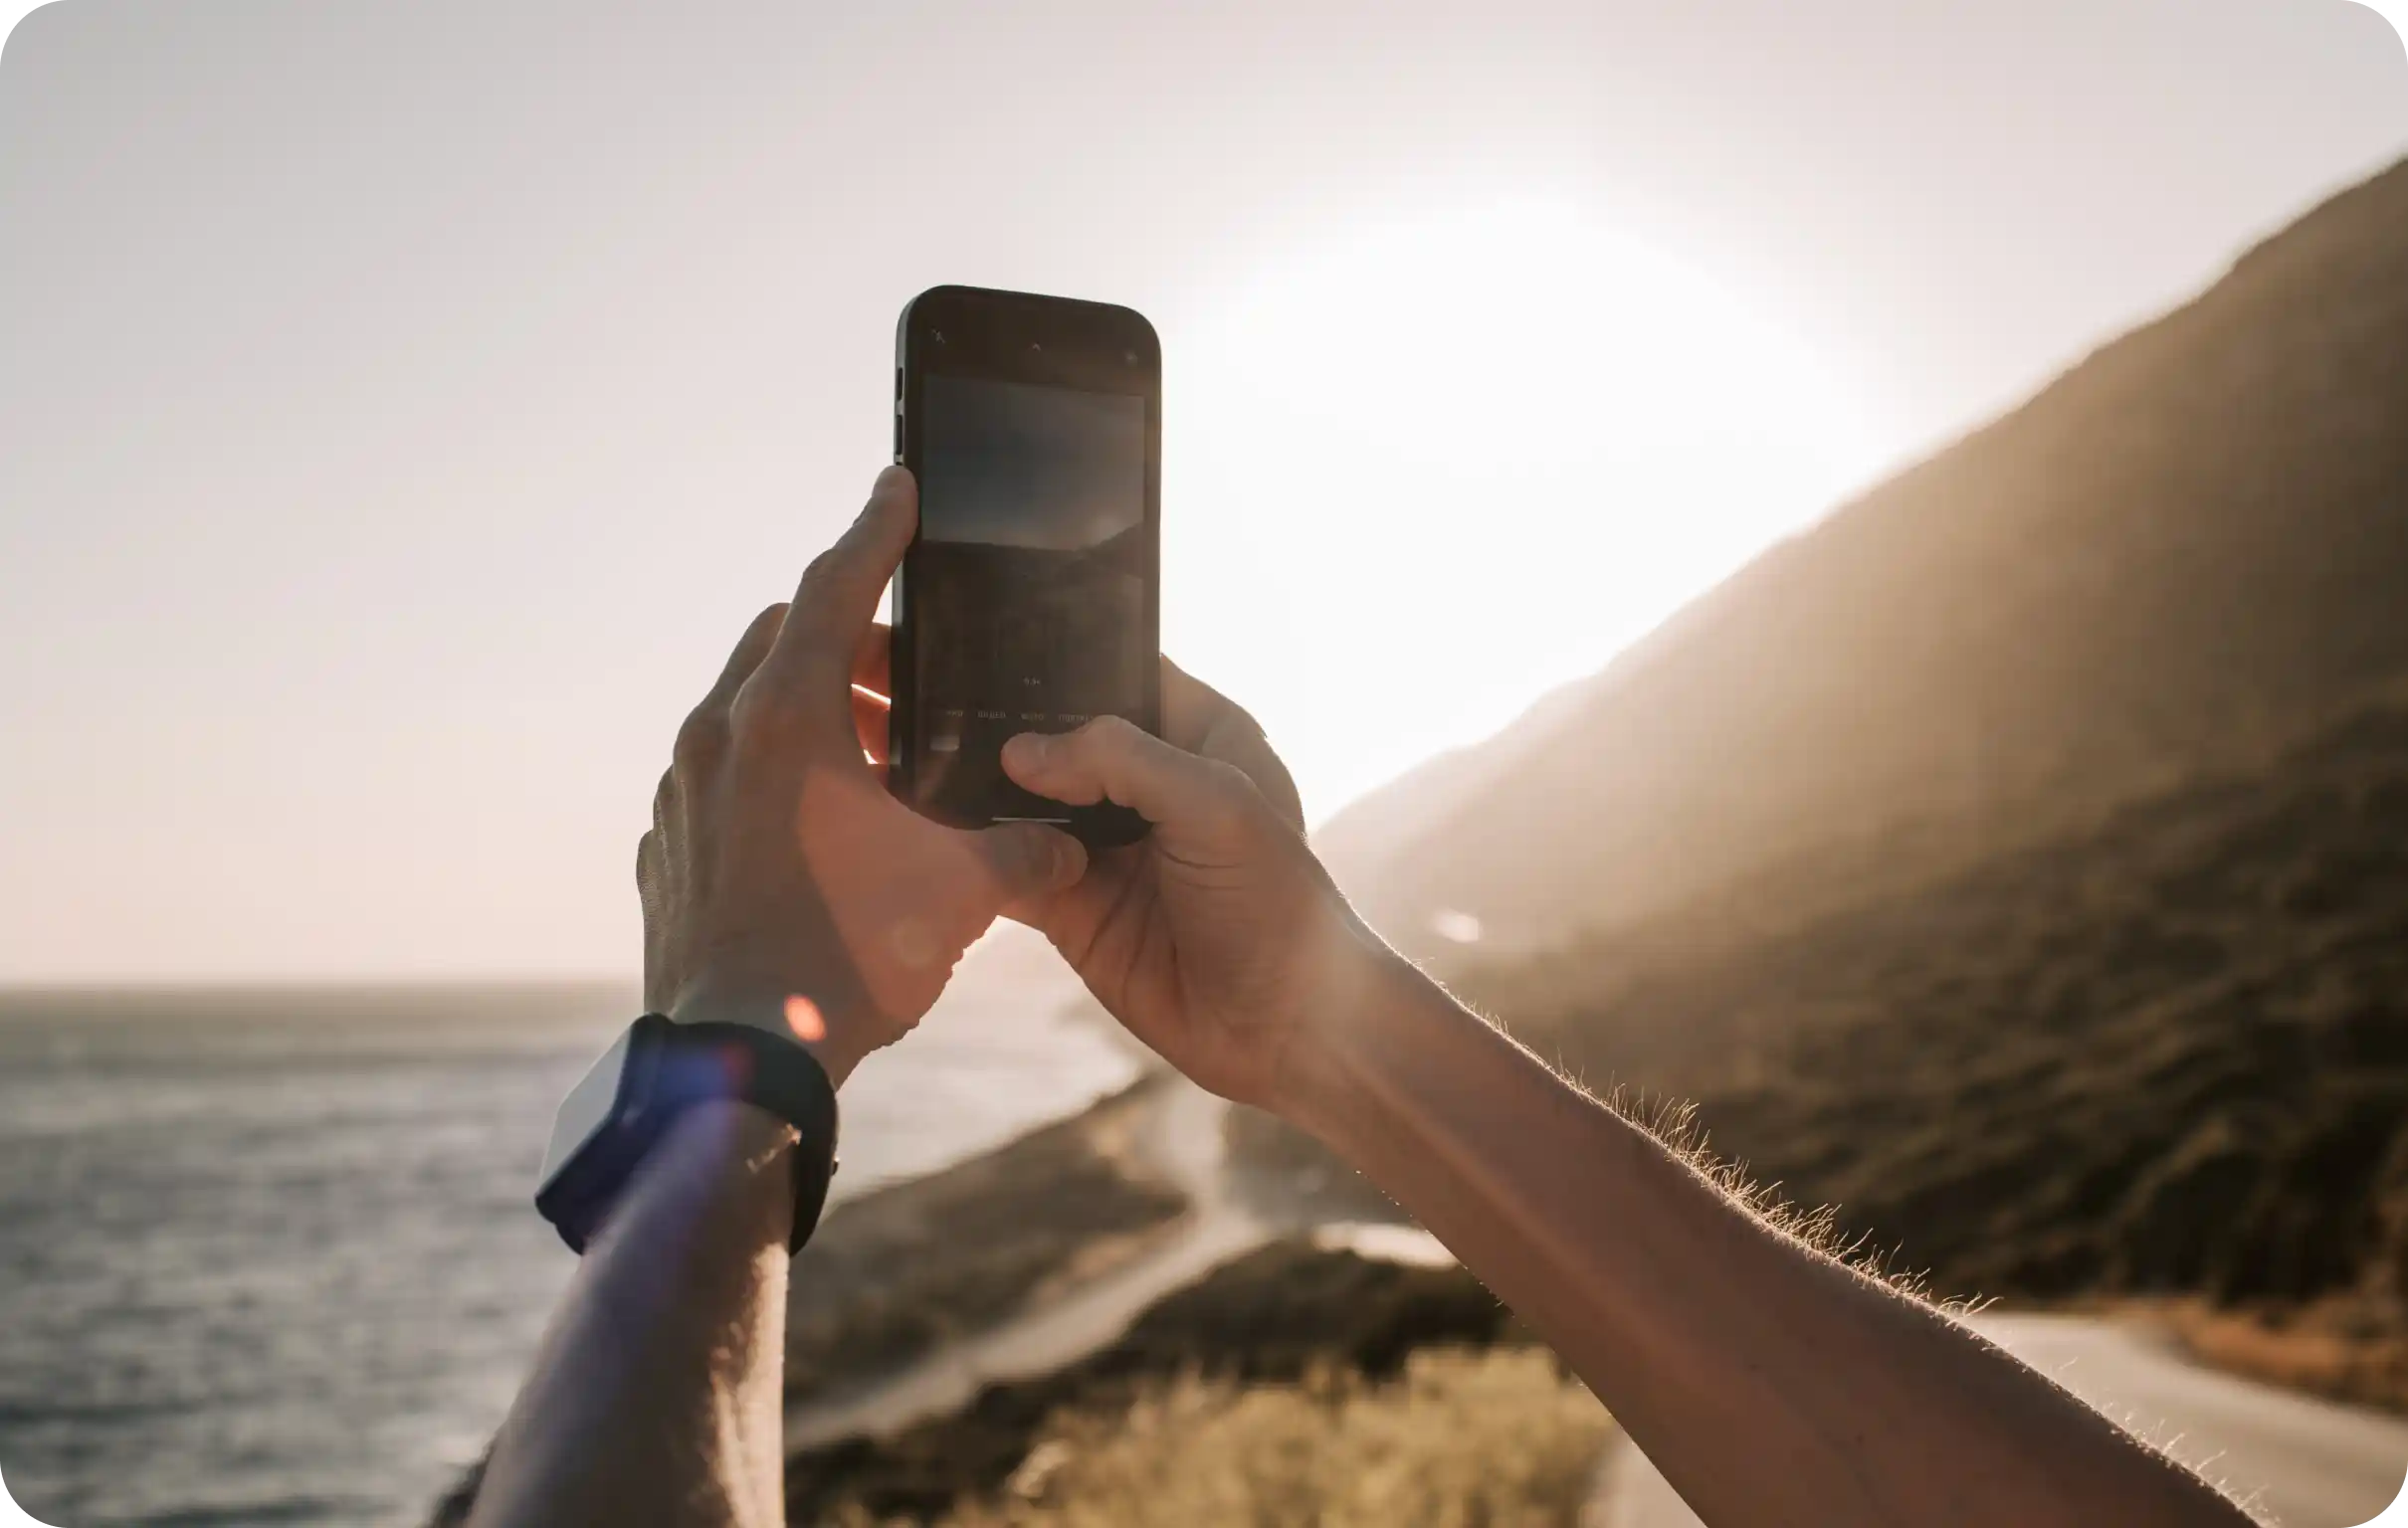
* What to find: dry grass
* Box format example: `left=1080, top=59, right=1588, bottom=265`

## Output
left=853, top=1347, right=1612, bottom=1528
left=2121, top=1295, right=2408, bottom=1412
left=783, top=1241, right=1523, bottom=1526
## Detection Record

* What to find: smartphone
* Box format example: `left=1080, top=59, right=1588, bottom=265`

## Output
left=889, top=285, right=1161, bottom=848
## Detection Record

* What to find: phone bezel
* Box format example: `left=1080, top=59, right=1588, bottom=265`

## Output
left=890, top=284, right=1162, bottom=848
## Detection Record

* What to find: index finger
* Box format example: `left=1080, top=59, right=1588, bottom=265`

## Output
left=760, top=467, right=916, bottom=684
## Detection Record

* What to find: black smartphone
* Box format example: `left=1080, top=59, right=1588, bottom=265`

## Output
left=889, top=285, right=1161, bottom=848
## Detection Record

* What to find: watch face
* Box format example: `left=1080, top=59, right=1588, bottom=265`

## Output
left=539, top=1023, right=634, bottom=1186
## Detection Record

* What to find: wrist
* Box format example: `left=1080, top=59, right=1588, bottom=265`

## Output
left=646, top=1099, right=798, bottom=1224
left=1267, top=929, right=1435, bottom=1144
left=587, top=1097, right=798, bottom=1269
left=666, top=973, right=863, bottom=1088
left=1275, top=944, right=1497, bottom=1185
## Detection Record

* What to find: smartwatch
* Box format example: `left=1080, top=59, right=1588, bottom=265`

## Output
left=534, top=1012, right=840, bottom=1254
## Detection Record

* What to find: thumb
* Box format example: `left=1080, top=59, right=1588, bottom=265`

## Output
left=969, top=820, right=1089, bottom=907
left=1002, top=716, right=1242, bottom=831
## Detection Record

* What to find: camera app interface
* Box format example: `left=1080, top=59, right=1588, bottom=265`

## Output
left=913, top=374, right=1149, bottom=821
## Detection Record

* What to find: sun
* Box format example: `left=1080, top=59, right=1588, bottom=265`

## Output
left=1166, top=199, right=1886, bottom=824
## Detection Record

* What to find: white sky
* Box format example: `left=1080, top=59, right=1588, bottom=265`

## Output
left=2, top=0, right=2403, bottom=982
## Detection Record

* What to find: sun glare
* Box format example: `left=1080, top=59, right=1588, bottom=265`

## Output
left=1169, top=200, right=1886, bottom=823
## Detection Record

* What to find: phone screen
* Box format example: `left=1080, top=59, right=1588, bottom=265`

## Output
left=908, top=373, right=1152, bottom=825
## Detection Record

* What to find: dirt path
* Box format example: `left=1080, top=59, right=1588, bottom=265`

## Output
left=783, top=1079, right=1271, bottom=1450
left=783, top=1081, right=2405, bottom=1528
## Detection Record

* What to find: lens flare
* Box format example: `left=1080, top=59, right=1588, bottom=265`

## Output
left=784, top=993, right=827, bottom=1043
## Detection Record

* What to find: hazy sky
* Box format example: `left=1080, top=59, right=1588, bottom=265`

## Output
left=2, top=1, right=2402, bottom=982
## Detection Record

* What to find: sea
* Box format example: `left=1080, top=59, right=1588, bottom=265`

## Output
left=0, top=964, right=1140, bottom=1528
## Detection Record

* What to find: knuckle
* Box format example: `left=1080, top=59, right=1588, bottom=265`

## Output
left=1085, top=714, right=1140, bottom=753
left=673, top=701, right=729, bottom=769
left=1221, top=698, right=1268, bottom=740
left=796, top=548, right=853, bottom=603
left=726, top=678, right=804, bottom=751
left=724, top=686, right=773, bottom=743
left=1203, top=756, right=1254, bottom=795
left=1195, top=762, right=1259, bottom=838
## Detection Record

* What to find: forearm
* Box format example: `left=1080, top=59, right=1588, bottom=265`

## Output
left=1285, top=952, right=2252, bottom=1528
left=469, top=1102, right=796, bottom=1528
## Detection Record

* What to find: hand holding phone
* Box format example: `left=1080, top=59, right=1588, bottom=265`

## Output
left=635, top=474, right=1091, bottom=1084
left=890, top=286, right=1162, bottom=848
left=995, top=665, right=1341, bottom=1115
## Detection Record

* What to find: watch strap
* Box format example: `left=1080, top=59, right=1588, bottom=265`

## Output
left=664, top=1018, right=841, bottom=1251
left=535, top=1013, right=840, bottom=1255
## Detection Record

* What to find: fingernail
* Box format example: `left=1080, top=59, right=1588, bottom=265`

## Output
left=1005, top=733, right=1051, bottom=770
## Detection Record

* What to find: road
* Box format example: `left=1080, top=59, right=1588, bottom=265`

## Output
left=1590, top=1312, right=2408, bottom=1528
left=782, top=1081, right=2407, bottom=1527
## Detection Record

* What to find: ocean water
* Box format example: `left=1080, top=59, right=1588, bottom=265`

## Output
left=0, top=971, right=1139, bottom=1528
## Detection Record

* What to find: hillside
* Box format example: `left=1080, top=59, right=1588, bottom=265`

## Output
left=1464, top=694, right=2408, bottom=1308
left=1318, top=157, right=2408, bottom=959
left=1245, top=694, right=2408, bottom=1402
